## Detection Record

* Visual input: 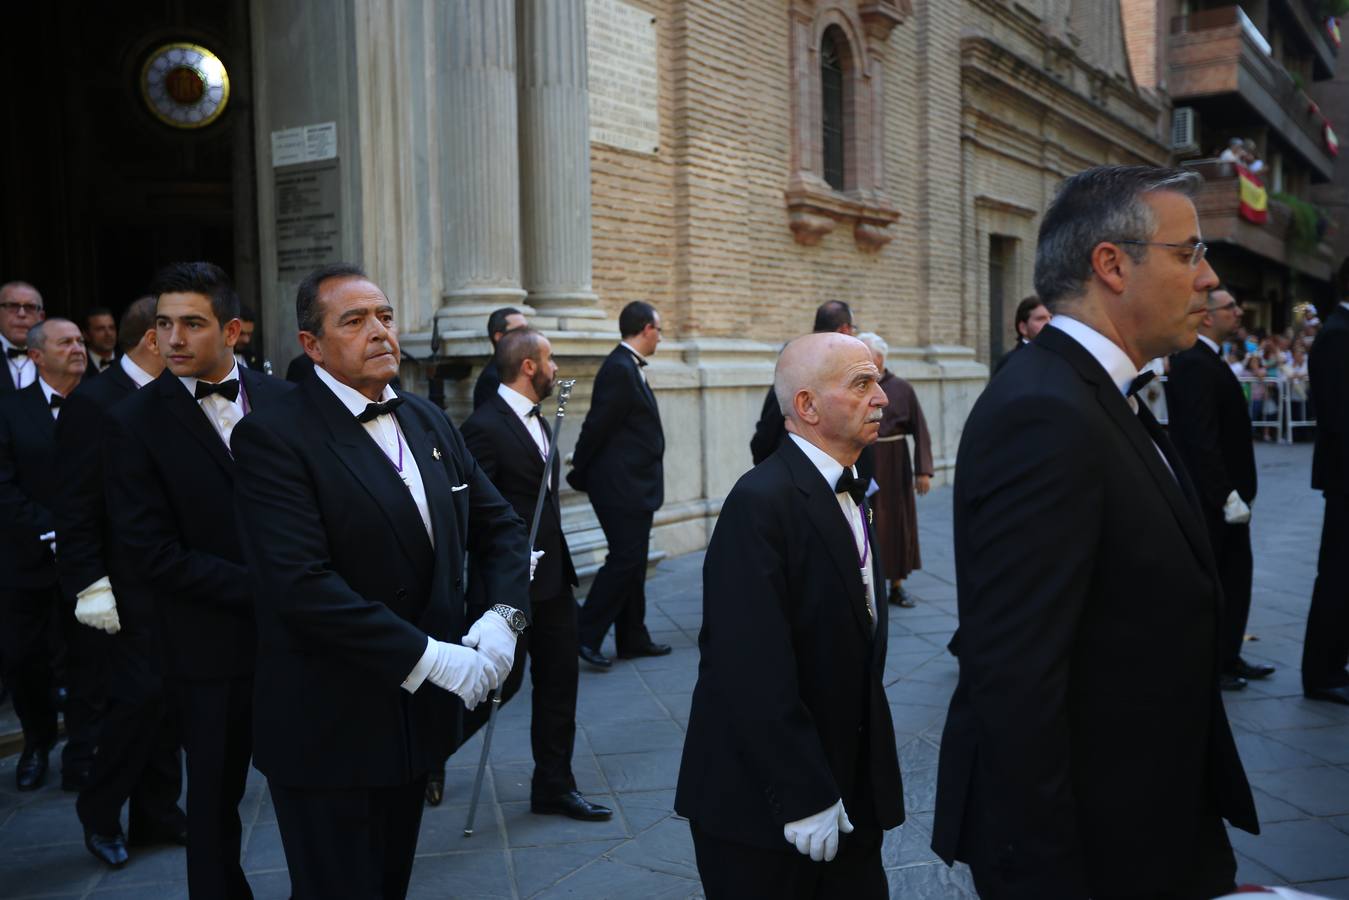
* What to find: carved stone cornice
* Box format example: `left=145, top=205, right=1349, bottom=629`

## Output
left=858, top=1, right=910, bottom=41
left=785, top=175, right=900, bottom=251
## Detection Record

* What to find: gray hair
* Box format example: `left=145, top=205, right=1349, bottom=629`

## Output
left=1033, top=165, right=1202, bottom=308
left=25, top=317, right=73, bottom=352
left=855, top=331, right=888, bottom=361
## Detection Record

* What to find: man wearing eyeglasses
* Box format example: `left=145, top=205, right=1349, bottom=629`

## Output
left=934, top=166, right=1256, bottom=899
left=1, top=281, right=46, bottom=394
left=1166, top=288, right=1272, bottom=694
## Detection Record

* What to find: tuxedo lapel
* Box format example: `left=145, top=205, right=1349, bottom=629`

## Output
left=393, top=399, right=460, bottom=627
left=494, top=395, right=548, bottom=472
left=156, top=373, right=236, bottom=475
left=18, top=384, right=54, bottom=442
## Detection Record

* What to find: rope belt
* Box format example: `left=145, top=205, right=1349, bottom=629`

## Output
left=875, top=434, right=907, bottom=443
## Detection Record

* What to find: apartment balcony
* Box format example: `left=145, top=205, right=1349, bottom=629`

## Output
left=1170, top=6, right=1336, bottom=182
left=1187, top=159, right=1335, bottom=280
left=1280, top=0, right=1338, bottom=80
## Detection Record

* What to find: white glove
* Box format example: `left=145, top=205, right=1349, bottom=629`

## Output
left=782, top=799, right=853, bottom=862
left=74, top=577, right=121, bottom=635
left=39, top=530, right=56, bottom=555
left=425, top=639, right=492, bottom=709
left=462, top=611, right=519, bottom=690
left=529, top=550, right=545, bottom=582
left=1223, top=490, right=1251, bottom=525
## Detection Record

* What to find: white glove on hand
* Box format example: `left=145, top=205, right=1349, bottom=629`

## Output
left=1223, top=489, right=1252, bottom=525
left=39, top=530, right=56, bottom=555
left=425, top=640, right=492, bottom=709
left=783, top=799, right=853, bottom=862
left=75, top=577, right=121, bottom=635
left=529, top=550, right=545, bottom=582
left=462, top=611, right=518, bottom=690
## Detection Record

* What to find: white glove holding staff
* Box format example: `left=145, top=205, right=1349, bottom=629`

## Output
left=1223, top=489, right=1252, bottom=525
left=425, top=640, right=493, bottom=709
left=529, top=549, right=544, bottom=581
left=462, top=610, right=518, bottom=689
left=783, top=798, right=853, bottom=862
left=74, top=577, right=121, bottom=634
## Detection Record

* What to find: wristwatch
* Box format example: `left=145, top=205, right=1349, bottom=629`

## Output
left=490, top=604, right=529, bottom=635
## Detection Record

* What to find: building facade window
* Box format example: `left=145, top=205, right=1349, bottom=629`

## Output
left=821, top=26, right=847, bottom=191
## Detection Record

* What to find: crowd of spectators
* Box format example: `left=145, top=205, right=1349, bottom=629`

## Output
left=1219, top=308, right=1318, bottom=441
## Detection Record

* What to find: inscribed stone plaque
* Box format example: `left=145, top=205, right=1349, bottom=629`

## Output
left=586, top=0, right=660, bottom=154
left=274, top=160, right=342, bottom=279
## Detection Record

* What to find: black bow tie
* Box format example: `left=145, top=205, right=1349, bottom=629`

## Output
left=357, top=396, right=403, bottom=423
left=834, top=467, right=867, bottom=507
left=195, top=379, right=240, bottom=402
left=97, top=357, right=112, bottom=370
left=630, top=352, right=648, bottom=368
left=527, top=404, right=542, bottom=418
left=48, top=393, right=63, bottom=409
left=1127, top=371, right=1156, bottom=398
left=6, top=346, right=27, bottom=359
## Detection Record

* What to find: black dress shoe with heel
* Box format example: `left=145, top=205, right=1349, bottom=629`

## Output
left=531, top=791, right=613, bottom=821
left=617, top=642, right=672, bottom=659
left=1230, top=658, right=1275, bottom=680
left=579, top=645, right=612, bottom=669
left=1218, top=673, right=1248, bottom=692
left=1305, top=685, right=1349, bottom=706
left=84, top=830, right=129, bottom=868
left=425, top=772, right=445, bottom=807
left=16, top=744, right=51, bottom=791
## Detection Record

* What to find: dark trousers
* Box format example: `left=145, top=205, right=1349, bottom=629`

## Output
left=578, top=505, right=654, bottom=656
left=269, top=776, right=427, bottom=900
left=59, top=595, right=108, bottom=777
left=179, top=676, right=254, bottom=900
left=0, top=585, right=59, bottom=750
left=690, top=821, right=887, bottom=900
left=1304, top=491, right=1349, bottom=691
left=1204, top=514, right=1253, bottom=671
left=77, top=687, right=183, bottom=837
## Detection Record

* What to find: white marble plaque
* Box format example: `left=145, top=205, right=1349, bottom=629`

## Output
left=270, top=121, right=339, bottom=168
left=586, top=0, right=660, bottom=154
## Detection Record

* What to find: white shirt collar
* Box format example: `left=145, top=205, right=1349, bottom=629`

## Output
left=1, top=334, right=21, bottom=353
left=313, top=364, right=397, bottom=416
left=1340, top=301, right=1349, bottom=312
left=497, top=382, right=539, bottom=417
left=1196, top=334, right=1220, bottom=355
left=620, top=341, right=646, bottom=364
left=788, top=432, right=852, bottom=493
left=37, top=377, right=61, bottom=405
left=178, top=360, right=242, bottom=401
left=1047, top=315, right=1139, bottom=397
left=119, top=353, right=155, bottom=388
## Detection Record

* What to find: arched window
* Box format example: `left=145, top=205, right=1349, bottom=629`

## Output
left=821, top=26, right=847, bottom=191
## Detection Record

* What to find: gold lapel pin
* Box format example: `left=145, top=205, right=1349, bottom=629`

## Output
left=867, top=507, right=873, bottom=525
left=432, top=447, right=442, bottom=460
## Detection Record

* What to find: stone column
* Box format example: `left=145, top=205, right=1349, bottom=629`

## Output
left=436, top=0, right=528, bottom=331
left=516, top=0, right=605, bottom=328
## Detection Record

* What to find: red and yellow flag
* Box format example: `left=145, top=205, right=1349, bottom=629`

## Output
left=1237, top=164, right=1268, bottom=224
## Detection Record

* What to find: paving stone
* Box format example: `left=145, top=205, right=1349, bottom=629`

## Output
left=1252, top=786, right=1311, bottom=824
left=510, top=838, right=624, bottom=898
left=885, top=860, right=977, bottom=898
left=1234, top=850, right=1286, bottom=887
left=615, top=789, right=677, bottom=833
left=586, top=719, right=686, bottom=755
left=881, top=819, right=939, bottom=867
left=405, top=850, right=514, bottom=899
left=418, top=803, right=506, bottom=853
left=0, top=841, right=103, bottom=897
left=1233, top=730, right=1326, bottom=772
left=1257, top=766, right=1349, bottom=817
left=1294, top=878, right=1349, bottom=899
left=898, top=736, right=940, bottom=771
left=608, top=816, right=698, bottom=879
left=596, top=749, right=683, bottom=793
left=500, top=797, right=629, bottom=847
left=1266, top=724, right=1349, bottom=765
left=241, top=819, right=288, bottom=874
left=902, top=766, right=939, bottom=815
left=532, top=856, right=699, bottom=900
left=1230, top=818, right=1349, bottom=883
left=1223, top=696, right=1344, bottom=733
left=91, top=843, right=187, bottom=889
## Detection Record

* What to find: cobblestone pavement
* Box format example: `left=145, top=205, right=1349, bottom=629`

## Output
left=1, top=441, right=1347, bottom=898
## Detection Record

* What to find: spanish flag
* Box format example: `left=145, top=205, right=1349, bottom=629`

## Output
left=1238, top=164, right=1267, bottom=224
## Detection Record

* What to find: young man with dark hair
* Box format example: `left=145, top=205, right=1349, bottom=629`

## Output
left=568, top=300, right=667, bottom=668
left=472, top=306, right=529, bottom=409
left=104, top=261, right=291, bottom=898
left=993, top=296, right=1051, bottom=375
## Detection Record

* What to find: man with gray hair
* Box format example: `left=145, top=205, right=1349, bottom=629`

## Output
left=677, top=331, right=904, bottom=897
left=933, top=166, right=1257, bottom=898
left=0, top=281, right=46, bottom=394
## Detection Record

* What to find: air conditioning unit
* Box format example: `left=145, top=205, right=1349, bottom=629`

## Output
left=1171, top=106, right=1199, bottom=155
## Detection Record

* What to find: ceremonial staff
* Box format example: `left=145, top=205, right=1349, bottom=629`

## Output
left=464, top=378, right=578, bottom=836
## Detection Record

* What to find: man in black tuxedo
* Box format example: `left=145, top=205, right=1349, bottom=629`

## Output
left=461, top=328, right=611, bottom=821
left=0, top=317, right=86, bottom=791
left=1304, top=296, right=1349, bottom=705
left=568, top=301, right=668, bottom=667
left=232, top=263, right=529, bottom=900
left=56, top=296, right=186, bottom=868
left=677, top=332, right=904, bottom=898
left=1166, top=287, right=1274, bottom=692
left=991, top=295, right=1051, bottom=376
left=83, top=307, right=119, bottom=377
left=933, top=166, right=1257, bottom=899
left=104, top=262, right=292, bottom=900
left=472, top=306, right=528, bottom=410
left=0, top=281, right=45, bottom=394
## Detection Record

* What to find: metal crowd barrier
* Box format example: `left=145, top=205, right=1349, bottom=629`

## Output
left=1147, top=374, right=1314, bottom=445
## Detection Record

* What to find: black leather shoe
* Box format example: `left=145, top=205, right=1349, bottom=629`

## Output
left=128, top=816, right=188, bottom=847
left=1305, top=685, right=1349, bottom=706
left=617, top=642, right=672, bottom=659
left=531, top=791, right=613, bottom=821
left=84, top=830, right=129, bottom=868
left=425, top=772, right=445, bottom=807
left=1219, top=673, right=1248, bottom=692
left=579, top=645, right=612, bottom=669
left=1230, top=658, right=1275, bottom=680
left=16, top=745, right=50, bottom=791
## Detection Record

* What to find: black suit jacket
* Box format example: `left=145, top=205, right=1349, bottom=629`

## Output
left=104, top=368, right=292, bottom=681
left=675, top=437, right=904, bottom=850
left=231, top=374, right=530, bottom=788
left=932, top=326, right=1256, bottom=897
left=1312, top=305, right=1349, bottom=494
left=1, top=358, right=19, bottom=394
left=1166, top=339, right=1257, bottom=512
left=472, top=359, right=501, bottom=411
left=991, top=339, right=1027, bottom=377
left=0, top=382, right=60, bottom=589
left=462, top=391, right=578, bottom=602
left=567, top=345, right=664, bottom=510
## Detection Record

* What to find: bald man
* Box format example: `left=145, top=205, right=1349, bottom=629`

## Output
left=676, top=333, right=905, bottom=899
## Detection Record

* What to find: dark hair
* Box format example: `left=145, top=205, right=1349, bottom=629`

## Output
left=118, top=296, right=158, bottom=351
left=149, top=262, right=240, bottom=326
left=85, top=307, right=114, bottom=327
left=495, top=327, right=546, bottom=382
left=619, top=301, right=657, bottom=338
left=1014, top=296, right=1045, bottom=330
left=1033, top=165, right=1202, bottom=308
left=812, top=300, right=853, bottom=333
left=295, top=262, right=367, bottom=336
left=238, top=302, right=257, bottom=323
left=486, top=307, right=523, bottom=343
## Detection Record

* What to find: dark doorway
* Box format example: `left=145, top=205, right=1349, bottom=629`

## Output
left=0, top=2, right=257, bottom=326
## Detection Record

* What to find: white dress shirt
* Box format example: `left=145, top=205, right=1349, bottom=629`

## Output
left=120, top=353, right=156, bottom=388
left=89, top=352, right=116, bottom=372
left=2, top=335, right=35, bottom=390
left=178, top=361, right=248, bottom=449
left=497, top=383, right=549, bottom=459
left=37, top=378, right=63, bottom=420
left=620, top=341, right=648, bottom=384
left=787, top=432, right=877, bottom=628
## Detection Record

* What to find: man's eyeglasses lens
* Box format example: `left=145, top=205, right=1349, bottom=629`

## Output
left=0, top=303, right=42, bottom=314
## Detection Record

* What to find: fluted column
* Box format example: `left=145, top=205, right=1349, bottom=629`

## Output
left=516, top=0, right=604, bottom=327
left=436, top=0, right=528, bottom=329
